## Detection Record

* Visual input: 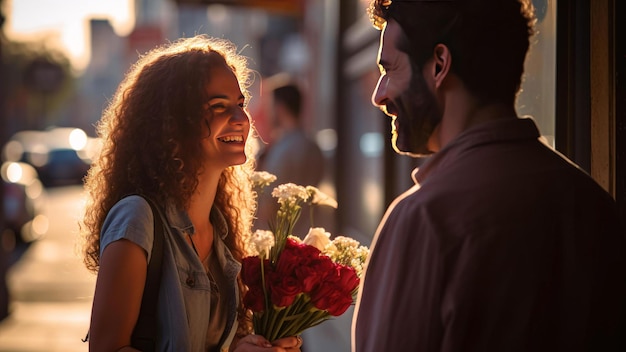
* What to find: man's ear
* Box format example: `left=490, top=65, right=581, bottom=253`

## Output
left=431, top=44, right=451, bottom=89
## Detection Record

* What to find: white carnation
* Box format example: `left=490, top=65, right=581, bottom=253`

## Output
left=271, top=183, right=309, bottom=205
left=251, top=171, right=277, bottom=189
left=251, top=229, right=275, bottom=257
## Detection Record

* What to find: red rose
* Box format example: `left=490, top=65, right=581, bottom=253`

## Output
left=275, top=245, right=302, bottom=276
left=335, top=265, right=360, bottom=294
left=312, top=291, right=353, bottom=317
left=267, top=271, right=303, bottom=307
left=241, top=256, right=265, bottom=287
left=309, top=265, right=359, bottom=315
left=295, top=256, right=336, bottom=292
left=244, top=285, right=266, bottom=312
left=284, top=238, right=321, bottom=259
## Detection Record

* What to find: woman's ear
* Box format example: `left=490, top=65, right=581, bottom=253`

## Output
left=432, top=44, right=451, bottom=89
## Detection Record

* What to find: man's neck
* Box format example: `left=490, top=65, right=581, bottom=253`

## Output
left=430, top=95, right=517, bottom=152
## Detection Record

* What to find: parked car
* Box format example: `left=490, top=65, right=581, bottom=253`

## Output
left=2, top=127, right=100, bottom=188
left=1, top=161, right=47, bottom=254
left=0, top=158, right=50, bottom=323
left=1, top=161, right=47, bottom=322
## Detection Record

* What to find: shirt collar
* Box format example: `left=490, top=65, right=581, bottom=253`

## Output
left=413, top=116, right=541, bottom=185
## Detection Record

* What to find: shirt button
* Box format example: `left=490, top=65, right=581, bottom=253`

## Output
left=186, top=276, right=195, bottom=287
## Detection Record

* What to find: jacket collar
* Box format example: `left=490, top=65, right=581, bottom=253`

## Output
left=164, top=203, right=229, bottom=240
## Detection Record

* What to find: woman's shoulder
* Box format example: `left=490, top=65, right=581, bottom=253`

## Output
left=106, top=195, right=153, bottom=225
left=100, top=195, right=155, bottom=256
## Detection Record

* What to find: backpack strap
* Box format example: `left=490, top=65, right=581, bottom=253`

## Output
left=130, top=196, right=165, bottom=351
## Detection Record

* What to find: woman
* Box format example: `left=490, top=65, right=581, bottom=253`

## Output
left=82, top=35, right=302, bottom=352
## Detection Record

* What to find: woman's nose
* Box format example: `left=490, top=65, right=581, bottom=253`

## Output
left=230, top=108, right=249, bottom=125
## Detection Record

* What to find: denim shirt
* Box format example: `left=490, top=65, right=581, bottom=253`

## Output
left=100, top=195, right=241, bottom=352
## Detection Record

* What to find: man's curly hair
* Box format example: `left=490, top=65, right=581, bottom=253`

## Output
left=368, top=0, right=536, bottom=105
left=81, top=34, right=256, bottom=334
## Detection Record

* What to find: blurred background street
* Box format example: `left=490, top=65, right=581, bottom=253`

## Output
left=0, top=185, right=93, bottom=352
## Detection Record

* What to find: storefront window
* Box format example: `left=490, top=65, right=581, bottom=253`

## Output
left=516, top=0, right=557, bottom=147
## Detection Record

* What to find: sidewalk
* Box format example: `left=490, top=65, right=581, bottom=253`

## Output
left=0, top=186, right=95, bottom=352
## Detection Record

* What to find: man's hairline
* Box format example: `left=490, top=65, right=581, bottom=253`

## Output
left=379, top=17, right=433, bottom=73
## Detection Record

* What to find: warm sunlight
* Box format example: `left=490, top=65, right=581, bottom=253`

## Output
left=3, top=0, right=136, bottom=73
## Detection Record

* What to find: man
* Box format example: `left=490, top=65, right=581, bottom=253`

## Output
left=256, top=83, right=326, bottom=237
left=352, top=1, right=626, bottom=351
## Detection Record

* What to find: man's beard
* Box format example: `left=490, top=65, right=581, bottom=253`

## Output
left=391, top=67, right=442, bottom=157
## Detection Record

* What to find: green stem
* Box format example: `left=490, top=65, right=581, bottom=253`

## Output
left=267, top=306, right=284, bottom=342
left=266, top=295, right=306, bottom=341
left=261, top=259, right=269, bottom=312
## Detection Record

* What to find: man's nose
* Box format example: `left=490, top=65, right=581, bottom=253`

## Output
left=371, top=76, right=387, bottom=107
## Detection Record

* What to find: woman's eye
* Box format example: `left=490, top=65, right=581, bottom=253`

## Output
left=210, top=104, right=227, bottom=113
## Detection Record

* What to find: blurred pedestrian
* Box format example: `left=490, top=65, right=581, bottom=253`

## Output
left=81, top=35, right=302, bottom=352
left=255, top=82, right=325, bottom=238
left=353, top=1, right=626, bottom=351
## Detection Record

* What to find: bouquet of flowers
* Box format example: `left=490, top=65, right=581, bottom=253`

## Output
left=243, top=172, right=369, bottom=341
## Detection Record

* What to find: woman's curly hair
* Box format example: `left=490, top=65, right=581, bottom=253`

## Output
left=81, top=35, right=256, bottom=333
